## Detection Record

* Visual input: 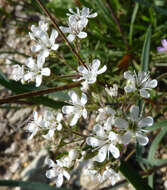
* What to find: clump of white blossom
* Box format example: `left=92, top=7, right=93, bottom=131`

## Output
left=10, top=5, right=160, bottom=188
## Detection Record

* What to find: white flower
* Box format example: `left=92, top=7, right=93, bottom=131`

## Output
left=62, top=90, right=87, bottom=126
left=29, top=20, right=59, bottom=58
left=86, top=124, right=120, bottom=162
left=56, top=149, right=79, bottom=168
left=105, top=84, right=118, bottom=97
left=45, top=158, right=70, bottom=188
left=124, top=71, right=158, bottom=98
left=60, top=15, right=88, bottom=42
left=42, top=110, right=63, bottom=139
left=83, top=163, right=120, bottom=186
left=76, top=59, right=107, bottom=85
left=115, top=105, right=153, bottom=146
left=24, top=56, right=50, bottom=87
left=67, top=7, right=97, bottom=20
left=96, top=107, right=116, bottom=131
left=26, top=111, right=43, bottom=139
left=11, top=65, right=25, bottom=84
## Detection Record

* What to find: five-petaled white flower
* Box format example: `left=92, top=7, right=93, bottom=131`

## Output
left=67, top=7, right=97, bottom=21
left=62, top=90, right=87, bottom=126
left=60, top=15, right=88, bottom=42
left=86, top=124, right=120, bottom=162
left=45, top=158, right=70, bottom=188
left=124, top=70, right=157, bottom=98
left=42, top=110, right=63, bottom=139
left=24, top=56, right=50, bottom=87
left=29, top=20, right=59, bottom=59
left=157, top=39, right=167, bottom=53
left=76, top=59, right=107, bottom=85
left=27, top=111, right=43, bottom=139
left=11, top=64, right=25, bottom=84
left=115, top=105, right=153, bottom=146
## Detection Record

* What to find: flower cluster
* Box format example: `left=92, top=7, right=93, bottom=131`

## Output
left=60, top=7, right=97, bottom=42
left=12, top=6, right=159, bottom=189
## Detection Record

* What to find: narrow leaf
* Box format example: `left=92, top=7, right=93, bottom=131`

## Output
left=119, top=161, right=153, bottom=190
left=141, top=26, right=152, bottom=72
left=0, top=179, right=69, bottom=190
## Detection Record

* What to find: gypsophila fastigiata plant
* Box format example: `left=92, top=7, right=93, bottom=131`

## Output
left=2, top=1, right=164, bottom=189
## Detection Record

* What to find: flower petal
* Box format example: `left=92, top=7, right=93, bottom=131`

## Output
left=51, top=44, right=59, bottom=50
left=130, top=105, right=139, bottom=122
left=121, top=131, right=132, bottom=145
left=140, top=89, right=150, bottom=98
left=81, top=93, right=87, bottom=105
left=70, top=112, right=80, bottom=126
left=138, top=116, right=153, bottom=127
left=78, top=65, right=88, bottom=74
left=56, top=174, right=64, bottom=187
left=97, top=65, right=107, bottom=75
left=31, top=44, right=42, bottom=52
left=162, top=39, right=167, bottom=48
left=45, top=158, right=55, bottom=168
left=49, top=29, right=58, bottom=43
left=82, top=108, right=87, bottom=119
left=115, top=118, right=128, bottom=129
left=145, top=79, right=158, bottom=89
left=92, top=59, right=100, bottom=71
left=63, top=170, right=70, bottom=180
left=24, top=72, right=34, bottom=81
left=62, top=105, right=74, bottom=114
left=108, top=144, right=120, bottom=158
left=68, top=90, right=79, bottom=105
left=67, top=34, right=76, bottom=42
left=136, top=133, right=149, bottom=146
left=86, top=137, right=104, bottom=147
left=77, top=32, right=87, bottom=39
left=93, top=124, right=106, bottom=138
left=56, top=113, right=63, bottom=122
left=26, top=57, right=35, bottom=69
left=57, top=123, right=62, bottom=131
left=95, top=145, right=108, bottom=162
left=35, top=75, right=42, bottom=87
left=59, top=26, right=70, bottom=33
left=41, top=68, right=51, bottom=76
left=46, top=169, right=56, bottom=179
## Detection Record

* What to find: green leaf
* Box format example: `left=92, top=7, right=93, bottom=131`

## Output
left=119, top=161, right=153, bottom=190
left=0, top=179, right=70, bottom=190
left=148, top=128, right=167, bottom=164
left=129, top=2, right=139, bottom=45
left=141, top=26, right=152, bottom=72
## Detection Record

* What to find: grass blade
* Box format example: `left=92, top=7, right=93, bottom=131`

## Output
left=141, top=26, right=152, bottom=72
left=129, top=3, right=139, bottom=46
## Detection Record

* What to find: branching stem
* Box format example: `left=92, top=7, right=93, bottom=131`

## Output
left=0, top=81, right=81, bottom=105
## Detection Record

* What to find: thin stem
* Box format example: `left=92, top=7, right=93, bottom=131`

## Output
left=106, top=0, right=129, bottom=50
left=0, top=81, right=81, bottom=105
left=124, top=149, right=136, bottom=161
left=35, top=0, right=87, bottom=68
